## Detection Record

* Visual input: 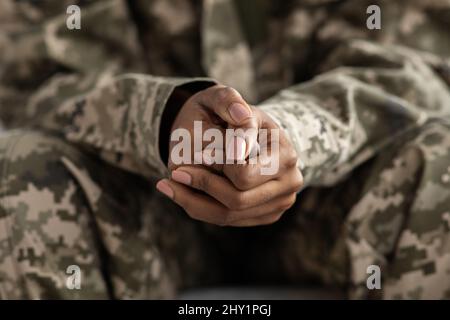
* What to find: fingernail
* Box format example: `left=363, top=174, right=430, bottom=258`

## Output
left=156, top=180, right=174, bottom=198
left=226, top=136, right=247, bottom=161
left=236, top=136, right=246, bottom=160
left=171, top=170, right=192, bottom=185
left=229, top=103, right=251, bottom=123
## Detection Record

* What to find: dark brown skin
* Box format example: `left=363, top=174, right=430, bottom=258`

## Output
left=157, top=85, right=303, bottom=227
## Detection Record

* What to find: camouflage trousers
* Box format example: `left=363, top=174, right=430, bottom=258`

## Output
left=0, top=121, right=450, bottom=299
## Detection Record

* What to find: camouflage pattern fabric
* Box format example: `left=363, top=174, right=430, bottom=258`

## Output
left=0, top=131, right=224, bottom=299
left=0, top=0, right=450, bottom=299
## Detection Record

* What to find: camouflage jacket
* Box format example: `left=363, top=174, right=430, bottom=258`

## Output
left=1, top=0, right=450, bottom=187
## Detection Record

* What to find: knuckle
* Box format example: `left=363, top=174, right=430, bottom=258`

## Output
left=271, top=213, right=284, bottom=224
left=236, top=180, right=253, bottom=191
left=205, top=84, right=222, bottom=94
left=196, top=172, right=210, bottom=191
left=261, top=213, right=283, bottom=226
left=229, top=192, right=248, bottom=210
left=192, top=87, right=209, bottom=101
left=278, top=203, right=291, bottom=212
left=285, top=148, right=299, bottom=168
left=217, top=211, right=232, bottom=226
left=216, top=86, right=239, bottom=102
left=279, top=195, right=296, bottom=211
left=294, top=170, right=304, bottom=190
left=259, top=188, right=274, bottom=203
left=287, top=169, right=303, bottom=193
left=185, top=206, right=200, bottom=220
left=233, top=172, right=254, bottom=191
left=270, top=214, right=283, bottom=224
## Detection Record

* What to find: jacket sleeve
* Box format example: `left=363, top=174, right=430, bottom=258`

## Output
left=48, top=74, right=215, bottom=178
left=0, top=0, right=216, bottom=178
left=258, top=39, right=450, bottom=187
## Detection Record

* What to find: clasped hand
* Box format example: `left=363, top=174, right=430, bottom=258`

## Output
left=156, top=85, right=303, bottom=227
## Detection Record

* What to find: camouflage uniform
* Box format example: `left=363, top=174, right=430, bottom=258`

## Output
left=1, top=0, right=450, bottom=299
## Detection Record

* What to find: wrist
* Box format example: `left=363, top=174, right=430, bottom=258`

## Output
left=158, top=82, right=215, bottom=166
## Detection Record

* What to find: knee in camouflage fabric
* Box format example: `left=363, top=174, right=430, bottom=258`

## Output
left=0, top=132, right=225, bottom=299
left=0, top=132, right=108, bottom=298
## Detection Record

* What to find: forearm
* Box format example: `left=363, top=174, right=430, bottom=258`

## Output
left=258, top=40, right=450, bottom=187
left=47, top=74, right=216, bottom=178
